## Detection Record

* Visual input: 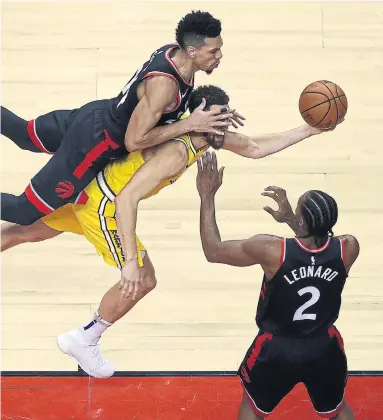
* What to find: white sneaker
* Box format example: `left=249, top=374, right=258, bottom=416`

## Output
left=57, top=329, right=115, bottom=378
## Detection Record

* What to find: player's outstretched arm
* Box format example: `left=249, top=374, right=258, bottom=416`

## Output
left=116, top=140, right=188, bottom=263
left=115, top=140, right=188, bottom=299
left=222, top=123, right=339, bottom=159
left=124, top=77, right=232, bottom=152
left=196, top=151, right=280, bottom=267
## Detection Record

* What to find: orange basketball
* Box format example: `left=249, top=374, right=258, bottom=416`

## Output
left=299, top=80, right=348, bottom=130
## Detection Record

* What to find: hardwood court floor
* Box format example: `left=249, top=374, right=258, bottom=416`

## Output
left=1, top=1, right=383, bottom=373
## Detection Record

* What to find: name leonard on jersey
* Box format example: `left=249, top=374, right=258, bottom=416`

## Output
left=283, top=265, right=339, bottom=285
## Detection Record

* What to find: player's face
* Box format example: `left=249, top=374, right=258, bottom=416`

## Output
left=194, top=36, right=223, bottom=74
left=205, top=104, right=230, bottom=150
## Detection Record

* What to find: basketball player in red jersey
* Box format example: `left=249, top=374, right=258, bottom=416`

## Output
left=197, top=152, right=359, bottom=420
left=1, top=10, right=240, bottom=226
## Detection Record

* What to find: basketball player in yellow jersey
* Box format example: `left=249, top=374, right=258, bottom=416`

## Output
left=1, top=85, right=341, bottom=378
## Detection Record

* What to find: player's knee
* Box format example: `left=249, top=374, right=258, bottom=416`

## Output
left=1, top=192, right=45, bottom=225
left=1, top=222, right=41, bottom=251
left=26, top=228, right=51, bottom=243
left=144, top=272, right=157, bottom=293
left=141, top=265, right=157, bottom=294
left=140, top=253, right=157, bottom=293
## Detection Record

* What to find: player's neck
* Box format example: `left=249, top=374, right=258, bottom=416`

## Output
left=170, top=49, right=197, bottom=83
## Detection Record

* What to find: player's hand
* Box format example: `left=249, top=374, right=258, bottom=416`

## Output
left=119, top=259, right=143, bottom=300
left=307, top=118, right=345, bottom=135
left=196, top=151, right=224, bottom=199
left=229, top=109, right=246, bottom=129
left=189, top=98, right=233, bottom=136
left=261, top=186, right=295, bottom=223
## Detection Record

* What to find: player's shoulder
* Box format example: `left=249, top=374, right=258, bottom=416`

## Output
left=168, top=134, right=191, bottom=157
left=338, top=234, right=360, bottom=255
left=335, top=234, right=360, bottom=268
left=156, top=135, right=189, bottom=162
left=336, top=234, right=359, bottom=247
left=241, top=234, right=284, bottom=266
left=146, top=43, right=178, bottom=67
left=247, top=234, right=283, bottom=248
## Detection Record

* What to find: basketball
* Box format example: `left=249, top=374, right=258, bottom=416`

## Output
left=299, top=80, right=348, bottom=130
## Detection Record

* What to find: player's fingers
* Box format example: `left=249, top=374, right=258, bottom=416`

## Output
left=263, top=206, right=278, bottom=218
left=231, top=115, right=245, bottom=126
left=202, top=152, right=210, bottom=171
left=233, top=110, right=246, bottom=120
left=126, top=281, right=133, bottom=298
left=233, top=119, right=244, bottom=127
left=132, top=283, right=138, bottom=301
left=211, top=152, right=218, bottom=171
left=197, top=157, right=203, bottom=173
left=120, top=279, right=128, bottom=293
left=209, top=107, right=229, bottom=116
left=231, top=120, right=238, bottom=129
left=213, top=112, right=232, bottom=121
left=206, top=152, right=214, bottom=171
left=205, top=126, right=226, bottom=136
left=261, top=192, right=282, bottom=205
left=264, top=186, right=284, bottom=194
left=211, top=120, right=232, bottom=128
left=261, top=191, right=278, bottom=199
left=219, top=166, right=225, bottom=183
left=197, top=97, right=206, bottom=110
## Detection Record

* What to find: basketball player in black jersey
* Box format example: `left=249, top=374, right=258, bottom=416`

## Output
left=197, top=152, right=359, bottom=420
left=1, top=11, right=240, bottom=226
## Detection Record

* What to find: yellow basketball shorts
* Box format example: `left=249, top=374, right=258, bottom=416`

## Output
left=42, top=200, right=146, bottom=269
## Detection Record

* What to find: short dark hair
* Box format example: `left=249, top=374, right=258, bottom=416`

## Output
left=189, top=85, right=229, bottom=112
left=176, top=11, right=221, bottom=49
left=301, top=190, right=338, bottom=247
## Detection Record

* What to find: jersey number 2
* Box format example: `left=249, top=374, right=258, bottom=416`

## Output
left=293, top=286, right=320, bottom=321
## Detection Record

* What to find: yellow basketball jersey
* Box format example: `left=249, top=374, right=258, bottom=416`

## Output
left=85, top=133, right=209, bottom=203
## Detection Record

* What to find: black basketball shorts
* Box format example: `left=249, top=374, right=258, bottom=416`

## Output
left=238, top=326, right=347, bottom=418
left=24, top=100, right=123, bottom=215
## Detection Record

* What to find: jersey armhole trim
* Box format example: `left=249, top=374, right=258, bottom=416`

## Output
left=142, top=71, right=181, bottom=113
left=165, top=47, right=194, bottom=87
left=339, top=237, right=345, bottom=263
left=279, top=238, right=286, bottom=267
left=170, top=137, right=189, bottom=161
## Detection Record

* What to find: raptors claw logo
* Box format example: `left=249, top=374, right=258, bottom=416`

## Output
left=56, top=181, right=75, bottom=199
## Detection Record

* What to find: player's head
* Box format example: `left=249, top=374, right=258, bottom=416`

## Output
left=176, top=11, right=222, bottom=74
left=296, top=190, right=338, bottom=246
left=189, top=85, right=230, bottom=150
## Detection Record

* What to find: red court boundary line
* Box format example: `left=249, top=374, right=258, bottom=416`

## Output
left=1, top=370, right=382, bottom=377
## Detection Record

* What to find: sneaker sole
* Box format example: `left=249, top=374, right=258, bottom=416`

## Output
left=56, top=335, right=113, bottom=379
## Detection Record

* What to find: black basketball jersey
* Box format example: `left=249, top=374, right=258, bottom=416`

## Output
left=256, top=237, right=348, bottom=337
left=104, top=43, right=194, bottom=147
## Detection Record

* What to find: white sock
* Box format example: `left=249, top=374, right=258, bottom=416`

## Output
left=79, top=311, right=113, bottom=345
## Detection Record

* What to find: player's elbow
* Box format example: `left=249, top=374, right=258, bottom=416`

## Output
left=115, top=190, right=140, bottom=211
left=124, top=135, right=142, bottom=153
left=124, top=124, right=148, bottom=153
left=206, top=254, right=219, bottom=264
left=250, top=150, right=268, bottom=159
left=249, top=146, right=279, bottom=160
left=203, top=248, right=221, bottom=264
